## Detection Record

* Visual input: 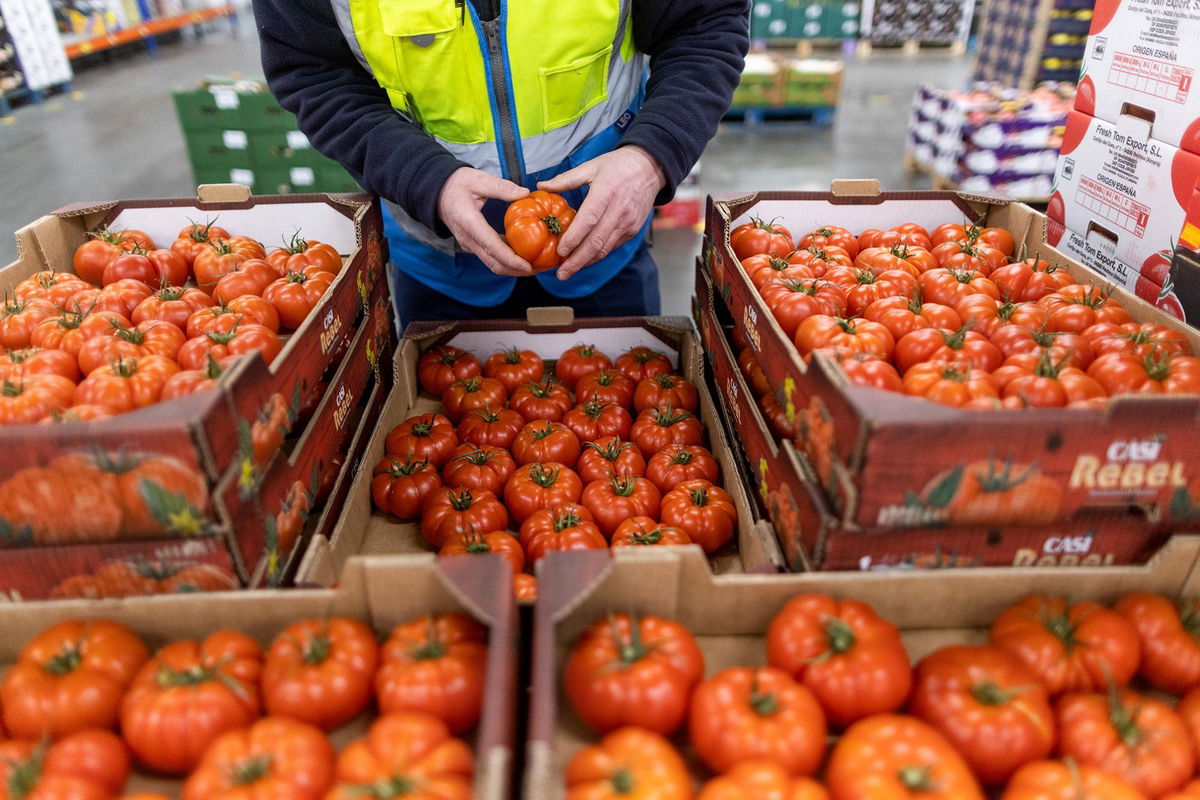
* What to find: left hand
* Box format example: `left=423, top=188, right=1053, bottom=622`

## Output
left=537, top=145, right=667, bottom=280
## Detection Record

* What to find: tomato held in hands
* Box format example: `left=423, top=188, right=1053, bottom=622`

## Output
left=766, top=593, right=911, bottom=727
left=689, top=666, right=827, bottom=776
left=420, top=487, right=509, bottom=548
left=417, top=345, right=482, bottom=396
left=566, top=727, right=691, bottom=800
left=556, top=344, right=613, bottom=392
left=325, top=713, right=474, bottom=800
left=660, top=479, right=736, bottom=553
left=483, top=347, right=544, bottom=392
left=519, top=503, right=607, bottom=565
left=988, top=595, right=1140, bottom=694
left=120, top=630, right=262, bottom=773
left=262, top=617, right=379, bottom=730
left=180, top=716, right=335, bottom=800
left=1113, top=593, right=1200, bottom=695
left=376, top=613, right=488, bottom=733
left=504, top=190, right=576, bottom=271
left=565, top=613, right=704, bottom=735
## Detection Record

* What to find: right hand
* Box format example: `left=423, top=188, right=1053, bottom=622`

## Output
left=437, top=167, right=532, bottom=277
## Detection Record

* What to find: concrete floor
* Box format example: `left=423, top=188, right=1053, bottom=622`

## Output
left=0, top=27, right=971, bottom=315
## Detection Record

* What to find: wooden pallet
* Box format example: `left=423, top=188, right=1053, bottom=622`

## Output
left=723, top=105, right=837, bottom=127
left=856, top=38, right=968, bottom=57
left=0, top=81, right=75, bottom=118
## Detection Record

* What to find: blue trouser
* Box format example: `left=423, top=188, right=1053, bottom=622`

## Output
left=390, top=242, right=662, bottom=329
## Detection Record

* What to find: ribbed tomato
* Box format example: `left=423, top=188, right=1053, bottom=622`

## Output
left=419, top=487, right=508, bottom=548
left=760, top=278, right=848, bottom=338
left=76, top=320, right=185, bottom=375
left=576, top=368, right=637, bottom=410
left=518, top=503, right=606, bottom=565
left=503, top=461, right=583, bottom=524
left=509, top=379, right=574, bottom=423
left=176, top=323, right=281, bottom=370
left=482, top=347, right=544, bottom=393
left=441, top=376, right=508, bottom=424
left=262, top=268, right=334, bottom=329
left=903, top=360, right=1000, bottom=407
left=794, top=316, right=895, bottom=360
left=1040, top=285, right=1133, bottom=334
left=577, top=436, right=647, bottom=483
left=441, top=443, right=516, bottom=496
left=581, top=474, right=662, bottom=537
left=660, top=479, right=736, bottom=553
left=417, top=345, right=482, bottom=396
left=74, top=355, right=180, bottom=413
left=438, top=529, right=524, bottom=575
left=0, top=297, right=57, bottom=350
left=385, top=413, right=457, bottom=467
left=894, top=326, right=1003, bottom=374
left=863, top=294, right=962, bottom=340
left=992, top=351, right=1107, bottom=407
left=799, top=225, right=860, bottom=258
left=563, top=399, right=633, bottom=443
left=371, top=455, right=442, bottom=519
left=630, top=405, right=704, bottom=459
left=131, top=285, right=214, bottom=330
left=990, top=258, right=1075, bottom=302
left=730, top=217, right=794, bottom=259
left=456, top=406, right=525, bottom=450
left=920, top=268, right=1001, bottom=307
left=613, top=346, right=673, bottom=383
left=1087, top=351, right=1200, bottom=396
left=511, top=420, right=581, bottom=467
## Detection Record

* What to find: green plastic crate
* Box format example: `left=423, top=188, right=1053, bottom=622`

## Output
left=239, top=93, right=297, bottom=132
left=184, top=129, right=255, bottom=172
left=315, top=166, right=362, bottom=194
left=173, top=89, right=244, bottom=133
left=250, top=131, right=341, bottom=169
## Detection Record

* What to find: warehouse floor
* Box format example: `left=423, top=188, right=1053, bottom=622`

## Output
left=0, top=24, right=971, bottom=316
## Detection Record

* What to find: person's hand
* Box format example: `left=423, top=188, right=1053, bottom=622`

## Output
left=537, top=145, right=666, bottom=280
left=437, top=167, right=533, bottom=277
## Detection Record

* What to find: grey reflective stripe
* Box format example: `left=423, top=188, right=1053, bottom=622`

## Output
left=329, top=0, right=372, bottom=75
left=383, top=199, right=459, bottom=254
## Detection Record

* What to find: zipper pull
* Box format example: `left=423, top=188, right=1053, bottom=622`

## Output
left=455, top=0, right=465, bottom=26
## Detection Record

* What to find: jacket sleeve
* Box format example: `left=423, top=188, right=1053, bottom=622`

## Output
left=251, top=0, right=465, bottom=232
left=620, top=0, right=750, bottom=204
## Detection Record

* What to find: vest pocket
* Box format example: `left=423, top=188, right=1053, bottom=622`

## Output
left=378, top=0, right=457, bottom=36
left=539, top=45, right=612, bottom=130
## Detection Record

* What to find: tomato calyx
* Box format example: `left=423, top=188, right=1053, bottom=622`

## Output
left=1, top=296, right=29, bottom=317
left=552, top=508, right=585, bottom=531
left=182, top=218, right=223, bottom=243
left=530, top=423, right=559, bottom=441
left=283, top=270, right=312, bottom=286
left=652, top=374, right=679, bottom=389
left=88, top=227, right=128, bottom=247
left=409, top=618, right=448, bottom=661
left=971, top=456, right=1041, bottom=496
left=301, top=631, right=333, bottom=665
left=6, top=744, right=44, bottom=800
left=463, top=531, right=494, bottom=555
left=447, top=488, right=476, bottom=511
left=593, top=369, right=619, bottom=387
left=1, top=379, right=26, bottom=398
left=748, top=215, right=786, bottom=234
left=608, top=474, right=640, bottom=497
left=456, top=376, right=483, bottom=394
left=608, top=613, right=650, bottom=667
left=669, top=448, right=694, bottom=466
left=748, top=674, right=780, bottom=717
left=574, top=344, right=597, bottom=358
left=540, top=214, right=564, bottom=235
left=346, top=777, right=417, bottom=798
left=457, top=447, right=498, bottom=467
left=155, top=662, right=225, bottom=688
left=523, top=381, right=555, bottom=399
left=1139, top=349, right=1177, bottom=382
left=1106, top=684, right=1144, bottom=749
left=203, top=326, right=240, bottom=346
left=278, top=231, right=312, bottom=256
left=947, top=268, right=979, bottom=285
left=202, top=355, right=226, bottom=381
left=500, top=347, right=524, bottom=365
left=43, top=643, right=83, bottom=675
left=1180, top=601, right=1200, bottom=639
left=208, top=240, right=236, bottom=257
left=626, top=524, right=667, bottom=546
left=111, top=321, right=147, bottom=345
left=687, top=486, right=711, bottom=507
left=527, top=462, right=562, bottom=488
left=821, top=617, right=857, bottom=656
left=586, top=438, right=633, bottom=464
left=581, top=398, right=609, bottom=420
left=409, top=421, right=435, bottom=438
left=233, top=754, right=273, bottom=785
left=970, top=680, right=1023, bottom=706
left=435, top=349, right=469, bottom=367
left=897, top=765, right=940, bottom=792
left=649, top=405, right=692, bottom=429
left=109, top=357, right=142, bottom=379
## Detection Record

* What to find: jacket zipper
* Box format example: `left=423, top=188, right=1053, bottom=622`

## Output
left=481, top=18, right=521, bottom=183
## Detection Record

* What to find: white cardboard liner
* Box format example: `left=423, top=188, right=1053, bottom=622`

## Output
left=109, top=202, right=357, bottom=255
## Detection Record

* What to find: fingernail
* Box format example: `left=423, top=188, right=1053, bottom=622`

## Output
left=556, top=269, right=568, bottom=280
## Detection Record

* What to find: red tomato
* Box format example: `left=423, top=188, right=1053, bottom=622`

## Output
left=760, top=278, right=848, bottom=338
left=456, top=406, right=525, bottom=450
left=419, top=487, right=509, bottom=548
left=131, top=285, right=214, bottom=331
left=371, top=455, right=443, bottom=518
left=555, top=344, right=613, bottom=392
left=581, top=474, right=662, bottom=537
left=799, top=225, right=860, bottom=258
left=1040, top=285, right=1134, bottom=334
left=176, top=323, right=282, bottom=370
left=614, top=346, right=674, bottom=382
left=482, top=347, right=544, bottom=393
left=920, top=267, right=1001, bottom=307
left=518, top=503, right=607, bottom=565
left=730, top=217, right=795, bottom=259
left=903, top=360, right=1001, bottom=407
left=630, top=406, right=705, bottom=459
left=794, top=316, right=895, bottom=361
left=212, top=258, right=278, bottom=303
left=825, top=350, right=905, bottom=393
left=227, top=295, right=281, bottom=333
left=563, top=399, right=633, bottom=443
left=577, top=436, right=647, bottom=483
left=0, top=297, right=57, bottom=350
left=645, top=444, right=719, bottom=493
left=180, top=717, right=335, bottom=800
left=265, top=234, right=342, bottom=275
left=262, top=618, right=379, bottom=731
left=696, top=761, right=830, bottom=800
left=385, top=413, right=458, bottom=467
left=1082, top=322, right=1190, bottom=359
left=893, top=326, right=1004, bottom=374
left=1087, top=351, right=1200, bottom=396
left=1113, top=593, right=1200, bottom=695
left=660, top=479, right=736, bottom=553
left=1002, top=760, right=1148, bottom=800
left=991, top=258, right=1076, bottom=302
left=633, top=374, right=699, bottom=414
left=438, top=529, right=524, bottom=575
left=992, top=351, right=1108, bottom=408
left=863, top=294, right=962, bottom=341
left=576, top=369, right=637, bottom=410
left=0, top=730, right=131, bottom=799
left=511, top=420, right=581, bottom=467
left=503, top=461, right=583, bottom=524
left=565, top=728, right=690, bottom=800
left=610, top=516, right=692, bottom=548
left=509, top=379, right=574, bottom=423
left=417, top=345, right=482, bottom=396
left=441, top=376, right=508, bottom=424
left=441, top=443, right=516, bottom=496
left=262, top=268, right=334, bottom=329
left=73, top=355, right=180, bottom=413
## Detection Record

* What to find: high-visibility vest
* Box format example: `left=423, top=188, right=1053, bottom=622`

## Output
left=331, top=0, right=650, bottom=304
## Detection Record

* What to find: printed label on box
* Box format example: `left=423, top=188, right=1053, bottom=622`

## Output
left=210, top=87, right=240, bottom=110
left=286, top=131, right=311, bottom=149
left=290, top=167, right=316, bottom=186
left=222, top=130, right=248, bottom=150
left=229, top=168, right=255, bottom=187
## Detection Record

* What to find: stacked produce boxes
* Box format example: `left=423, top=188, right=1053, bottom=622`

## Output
left=861, top=0, right=973, bottom=45
left=173, top=78, right=361, bottom=195
left=749, top=0, right=861, bottom=40
left=0, top=0, right=72, bottom=100
left=730, top=53, right=843, bottom=115
left=973, top=0, right=1093, bottom=89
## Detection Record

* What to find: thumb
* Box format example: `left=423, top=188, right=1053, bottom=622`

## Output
left=538, top=162, right=596, bottom=193
left=476, top=172, right=529, bottom=202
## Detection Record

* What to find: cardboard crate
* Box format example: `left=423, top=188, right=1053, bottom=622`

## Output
left=701, top=181, right=1200, bottom=532
left=298, top=309, right=785, bottom=591
left=525, top=540, right=1200, bottom=798
left=0, top=554, right=515, bottom=799
left=695, top=259, right=1175, bottom=571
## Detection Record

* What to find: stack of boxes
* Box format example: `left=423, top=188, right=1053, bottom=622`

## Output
left=749, top=0, right=861, bottom=40
left=0, top=0, right=72, bottom=96
left=906, top=83, right=1073, bottom=201
left=173, top=78, right=361, bottom=195
left=1046, top=0, right=1200, bottom=322
left=731, top=53, right=843, bottom=111
left=973, top=0, right=1093, bottom=90
left=862, top=0, right=974, bottom=44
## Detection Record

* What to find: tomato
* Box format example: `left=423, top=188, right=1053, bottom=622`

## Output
left=845, top=269, right=922, bottom=317
left=1083, top=321, right=1190, bottom=359
left=577, top=436, right=647, bottom=483
left=760, top=279, right=848, bottom=338
left=76, top=320, right=184, bottom=375
left=0, top=729, right=131, bottom=800
left=512, top=420, right=581, bottom=467
left=131, top=285, right=213, bottom=330
left=180, top=716, right=335, bottom=800
left=441, top=376, right=507, bottom=424
left=930, top=240, right=1005, bottom=274
left=94, top=279, right=155, bottom=317
left=504, top=190, right=576, bottom=270
left=1165, top=781, right=1200, bottom=800
left=1113, top=593, right=1200, bottom=695
left=863, top=294, right=962, bottom=340
left=514, top=573, right=538, bottom=602
left=990, top=258, right=1075, bottom=302
left=826, top=715, right=984, bottom=800
left=556, top=344, right=613, bottom=392
left=989, top=596, right=1140, bottom=695
left=566, top=613, right=704, bottom=735
left=442, top=443, right=516, bottom=495
left=854, top=244, right=934, bottom=276
left=795, top=316, right=893, bottom=360
left=504, top=461, right=583, bottom=524
left=420, top=487, right=509, bottom=548
left=909, top=645, right=1054, bottom=785
left=482, top=347, right=544, bottom=392
left=631, top=374, right=698, bottom=415
left=1087, top=351, right=1200, bottom=396
left=957, top=296, right=1048, bottom=337
left=185, top=303, right=244, bottom=339
left=759, top=391, right=795, bottom=437
left=262, top=618, right=379, bottom=730
left=417, top=346, right=482, bottom=396
left=566, top=727, right=690, bottom=800
left=826, top=350, right=905, bottom=393
left=456, top=405, right=525, bottom=450
left=563, top=399, right=633, bottom=443
left=326, top=712, right=473, bottom=800
left=519, top=503, right=607, bottom=565
left=903, top=360, right=999, bottom=407
left=689, top=666, right=827, bottom=775
left=992, top=351, right=1107, bottom=407
left=731, top=217, right=795, bottom=259
left=614, top=346, right=674, bottom=383
left=0, top=348, right=79, bottom=382
left=66, top=285, right=129, bottom=318
left=739, top=348, right=772, bottom=396
left=610, top=516, right=692, bottom=547
left=262, top=268, right=334, bottom=329
left=1057, top=689, right=1193, bottom=797
left=799, top=225, right=860, bottom=258
left=120, top=630, right=261, bottom=773
left=0, top=297, right=56, bottom=349
left=74, top=355, right=180, bottom=413
left=894, top=326, right=1003, bottom=374
left=1040, top=285, right=1134, bottom=334
left=265, top=234, right=342, bottom=275
left=1, top=619, right=147, bottom=740
left=438, top=529, right=525, bottom=574
left=697, top=761, right=830, bottom=800
left=860, top=225, right=933, bottom=250
left=15, top=272, right=92, bottom=307
left=376, top=613, right=487, bottom=733
left=73, top=233, right=124, bottom=285
left=919, top=268, right=1001, bottom=307
left=990, top=326, right=1095, bottom=370
left=386, top=413, right=458, bottom=467
left=101, top=251, right=158, bottom=287
left=581, top=474, right=662, bottom=537
left=645, top=444, right=719, bottom=493
left=0, top=374, right=77, bottom=424
left=1001, top=760, right=1148, bottom=800
left=161, top=355, right=232, bottom=400
left=212, top=258, right=278, bottom=302
left=576, top=368, right=637, bottom=410
left=509, top=378, right=574, bottom=423
left=193, top=239, right=264, bottom=290
left=176, top=323, right=281, bottom=370
left=744, top=255, right=815, bottom=290
left=629, top=405, right=704, bottom=459
left=659, top=479, right=736, bottom=553
left=172, top=220, right=231, bottom=267
left=226, top=295, right=281, bottom=332
left=932, top=458, right=1063, bottom=526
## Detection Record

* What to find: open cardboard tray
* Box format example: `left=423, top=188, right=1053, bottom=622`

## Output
left=701, top=181, right=1200, bottom=532
left=524, top=538, right=1200, bottom=799
left=0, top=554, right=515, bottom=799
left=298, top=309, right=785, bottom=592
left=0, top=184, right=387, bottom=489
left=696, top=256, right=1176, bottom=571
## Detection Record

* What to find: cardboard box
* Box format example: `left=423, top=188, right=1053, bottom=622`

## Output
left=299, top=310, right=785, bottom=591
left=0, top=554, right=515, bottom=800
left=701, top=181, right=1200, bottom=532
left=524, top=540, right=1200, bottom=798
left=1047, top=110, right=1200, bottom=291
left=695, top=260, right=1173, bottom=571
left=1075, top=0, right=1200, bottom=156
